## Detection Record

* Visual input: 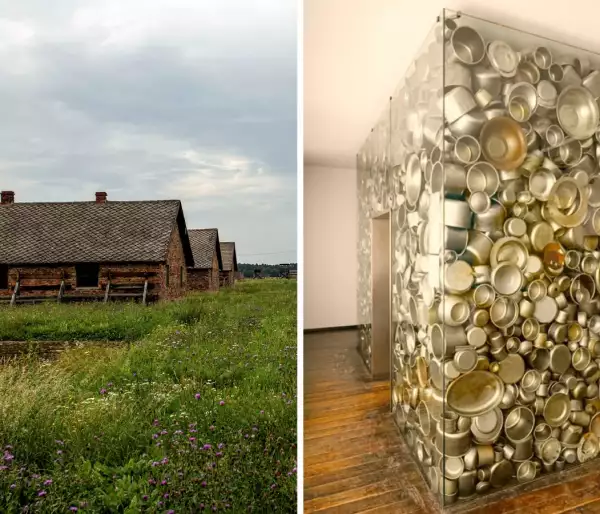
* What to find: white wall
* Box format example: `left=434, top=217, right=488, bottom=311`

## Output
left=304, top=165, right=357, bottom=329
left=304, top=0, right=600, bottom=168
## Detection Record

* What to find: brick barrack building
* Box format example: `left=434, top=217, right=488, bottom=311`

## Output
left=0, top=191, right=195, bottom=305
left=187, top=228, right=223, bottom=292
left=219, top=242, right=238, bottom=287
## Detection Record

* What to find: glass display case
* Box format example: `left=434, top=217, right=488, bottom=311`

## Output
left=357, top=8, right=600, bottom=508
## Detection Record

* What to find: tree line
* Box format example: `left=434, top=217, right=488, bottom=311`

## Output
left=238, top=263, right=298, bottom=278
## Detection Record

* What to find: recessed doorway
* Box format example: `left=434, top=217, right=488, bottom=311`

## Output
left=371, top=212, right=391, bottom=379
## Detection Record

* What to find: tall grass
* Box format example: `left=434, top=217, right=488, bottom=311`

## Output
left=0, top=280, right=297, bottom=512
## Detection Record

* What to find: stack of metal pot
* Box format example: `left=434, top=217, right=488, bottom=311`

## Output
left=387, top=16, right=600, bottom=506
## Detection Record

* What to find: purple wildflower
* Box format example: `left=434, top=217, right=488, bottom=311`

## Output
left=219, top=401, right=225, bottom=406
left=152, top=434, right=159, bottom=440
left=57, top=450, right=63, bottom=455
left=99, top=388, right=107, bottom=395
left=161, top=457, right=169, bottom=465
left=203, top=444, right=212, bottom=450
left=271, top=484, right=277, bottom=489
left=153, top=419, right=160, bottom=426
left=38, top=490, right=47, bottom=497
left=70, top=508, right=78, bottom=512
left=163, top=493, right=169, bottom=499
left=195, top=393, right=201, bottom=400
left=161, top=480, right=167, bottom=486
left=107, top=382, right=113, bottom=388
left=218, top=443, right=224, bottom=449
left=209, top=425, right=215, bottom=431
left=148, top=478, right=156, bottom=485
left=142, top=495, right=148, bottom=501
left=43, top=479, right=53, bottom=486
left=9, top=484, right=15, bottom=489
left=3, top=451, right=14, bottom=462
left=201, top=481, right=207, bottom=488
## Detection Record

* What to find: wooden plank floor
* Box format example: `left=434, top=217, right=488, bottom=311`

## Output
left=304, top=329, right=600, bottom=514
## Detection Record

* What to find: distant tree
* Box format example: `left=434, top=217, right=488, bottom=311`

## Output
left=238, top=262, right=297, bottom=278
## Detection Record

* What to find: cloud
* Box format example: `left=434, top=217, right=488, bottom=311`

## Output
left=0, top=0, right=297, bottom=264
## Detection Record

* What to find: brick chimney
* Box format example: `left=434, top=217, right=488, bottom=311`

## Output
left=1, top=191, right=14, bottom=204
left=95, top=192, right=107, bottom=204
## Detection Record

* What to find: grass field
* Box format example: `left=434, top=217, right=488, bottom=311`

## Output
left=0, top=279, right=297, bottom=513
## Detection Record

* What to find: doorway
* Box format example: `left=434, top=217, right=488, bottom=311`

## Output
left=371, top=212, right=391, bottom=379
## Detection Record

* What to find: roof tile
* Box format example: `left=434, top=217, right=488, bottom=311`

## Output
left=0, top=200, right=183, bottom=264
left=189, top=229, right=221, bottom=269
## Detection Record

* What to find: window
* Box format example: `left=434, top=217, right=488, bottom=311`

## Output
left=0, top=265, right=7, bottom=289
left=180, top=266, right=184, bottom=286
left=165, top=265, right=170, bottom=287
left=75, top=263, right=99, bottom=288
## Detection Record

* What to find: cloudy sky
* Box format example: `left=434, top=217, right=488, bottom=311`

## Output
left=0, top=0, right=297, bottom=264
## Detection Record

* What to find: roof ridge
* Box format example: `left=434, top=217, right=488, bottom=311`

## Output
left=4, top=199, right=182, bottom=205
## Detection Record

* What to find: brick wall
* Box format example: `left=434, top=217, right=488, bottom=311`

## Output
left=188, top=250, right=220, bottom=292
left=211, top=251, right=219, bottom=291
left=160, top=224, right=187, bottom=300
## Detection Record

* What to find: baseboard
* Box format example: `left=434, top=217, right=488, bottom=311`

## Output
left=304, top=325, right=358, bottom=334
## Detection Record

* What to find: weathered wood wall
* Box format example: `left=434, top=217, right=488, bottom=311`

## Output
left=0, top=263, right=163, bottom=299
left=219, top=270, right=234, bottom=287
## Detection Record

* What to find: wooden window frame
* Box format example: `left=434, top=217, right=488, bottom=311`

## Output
left=0, top=264, right=8, bottom=290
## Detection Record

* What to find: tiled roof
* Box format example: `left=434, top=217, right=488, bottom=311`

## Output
left=0, top=200, right=194, bottom=265
left=188, top=229, right=223, bottom=269
left=220, top=242, right=237, bottom=271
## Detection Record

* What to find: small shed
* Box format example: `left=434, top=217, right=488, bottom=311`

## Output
left=188, top=229, right=223, bottom=292
left=219, top=242, right=238, bottom=287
